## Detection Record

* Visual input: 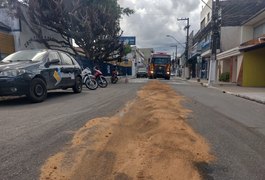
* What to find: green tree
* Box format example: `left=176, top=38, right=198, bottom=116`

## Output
left=10, top=0, right=134, bottom=61
left=0, top=0, right=8, bottom=7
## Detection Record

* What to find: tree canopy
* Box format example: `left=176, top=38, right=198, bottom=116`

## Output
left=9, top=0, right=134, bottom=62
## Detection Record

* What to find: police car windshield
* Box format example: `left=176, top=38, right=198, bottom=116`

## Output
left=2, top=50, right=47, bottom=62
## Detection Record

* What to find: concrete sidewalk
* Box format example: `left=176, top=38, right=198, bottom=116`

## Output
left=187, top=78, right=265, bottom=105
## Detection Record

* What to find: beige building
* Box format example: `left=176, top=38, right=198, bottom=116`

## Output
left=138, top=48, right=153, bottom=65
left=217, top=8, right=265, bottom=86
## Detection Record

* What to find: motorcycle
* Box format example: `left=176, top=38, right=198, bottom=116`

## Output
left=82, top=67, right=98, bottom=90
left=93, top=66, right=108, bottom=88
left=111, top=70, right=119, bottom=84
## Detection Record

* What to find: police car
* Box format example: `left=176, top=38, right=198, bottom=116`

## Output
left=0, top=49, right=83, bottom=102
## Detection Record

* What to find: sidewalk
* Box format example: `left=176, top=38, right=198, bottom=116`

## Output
left=188, top=78, right=265, bottom=105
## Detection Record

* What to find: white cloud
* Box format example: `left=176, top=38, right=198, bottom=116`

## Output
left=119, top=0, right=205, bottom=55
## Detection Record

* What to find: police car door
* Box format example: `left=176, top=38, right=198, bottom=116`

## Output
left=47, top=51, right=64, bottom=89
left=59, top=52, right=76, bottom=87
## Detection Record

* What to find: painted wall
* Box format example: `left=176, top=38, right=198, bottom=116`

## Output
left=232, top=57, right=237, bottom=83
left=223, top=59, right=230, bottom=73
left=0, top=9, right=20, bottom=31
left=0, top=8, right=70, bottom=52
left=243, top=47, right=265, bottom=87
left=200, top=0, right=212, bottom=25
left=221, top=27, right=241, bottom=51
left=241, top=26, right=254, bottom=44
left=237, top=55, right=243, bottom=81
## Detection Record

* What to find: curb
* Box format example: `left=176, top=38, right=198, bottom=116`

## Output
left=229, top=93, right=265, bottom=105
left=200, top=83, right=265, bottom=105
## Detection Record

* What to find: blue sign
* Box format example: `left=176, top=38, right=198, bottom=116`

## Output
left=120, top=36, right=136, bottom=45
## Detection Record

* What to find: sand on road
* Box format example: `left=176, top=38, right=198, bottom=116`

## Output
left=40, top=80, right=214, bottom=180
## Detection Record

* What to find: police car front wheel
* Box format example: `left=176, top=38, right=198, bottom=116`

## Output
left=73, top=76, right=82, bottom=93
left=28, top=78, right=47, bottom=103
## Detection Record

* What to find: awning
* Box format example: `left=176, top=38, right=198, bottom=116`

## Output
left=239, top=42, right=265, bottom=52
left=0, top=22, right=11, bottom=32
left=239, top=35, right=265, bottom=52
left=217, top=47, right=241, bottom=60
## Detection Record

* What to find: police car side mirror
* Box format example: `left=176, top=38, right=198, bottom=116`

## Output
left=45, top=59, right=60, bottom=67
left=50, top=59, right=60, bottom=65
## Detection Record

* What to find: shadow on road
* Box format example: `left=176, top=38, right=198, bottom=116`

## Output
left=194, top=162, right=214, bottom=180
left=0, top=91, right=81, bottom=106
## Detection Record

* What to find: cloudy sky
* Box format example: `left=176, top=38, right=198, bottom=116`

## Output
left=118, top=0, right=205, bottom=55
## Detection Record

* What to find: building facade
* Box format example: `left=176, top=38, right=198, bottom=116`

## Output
left=191, top=0, right=265, bottom=86
left=218, top=8, right=265, bottom=86
left=0, top=5, right=72, bottom=60
left=190, top=0, right=213, bottom=80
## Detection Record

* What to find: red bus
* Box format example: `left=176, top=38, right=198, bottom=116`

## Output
left=148, top=52, right=171, bottom=80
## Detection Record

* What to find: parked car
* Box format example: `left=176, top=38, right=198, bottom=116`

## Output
left=136, top=67, right=148, bottom=78
left=0, top=49, right=82, bottom=102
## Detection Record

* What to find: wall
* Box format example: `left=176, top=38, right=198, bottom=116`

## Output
left=139, top=48, right=153, bottom=65
left=236, top=55, right=243, bottom=81
left=243, top=47, right=265, bottom=87
left=17, top=19, right=46, bottom=50
left=0, top=9, right=20, bottom=30
left=241, top=26, right=254, bottom=43
left=0, top=7, right=70, bottom=52
left=222, top=59, right=230, bottom=73
left=18, top=6, right=68, bottom=52
left=232, top=57, right=237, bottom=83
left=221, top=26, right=241, bottom=51
left=0, top=9, right=14, bottom=58
left=75, top=55, right=132, bottom=76
left=200, top=0, right=212, bottom=26
left=253, top=22, right=265, bottom=38
left=0, top=8, right=22, bottom=52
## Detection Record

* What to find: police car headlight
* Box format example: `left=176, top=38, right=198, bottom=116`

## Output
left=0, top=69, right=26, bottom=77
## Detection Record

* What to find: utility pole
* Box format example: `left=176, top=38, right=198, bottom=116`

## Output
left=177, top=17, right=190, bottom=78
left=166, top=35, right=184, bottom=76
left=175, top=45, right=178, bottom=74
left=208, top=0, right=220, bottom=85
left=170, top=45, right=177, bottom=59
left=175, top=45, right=177, bottom=62
left=170, top=45, right=177, bottom=73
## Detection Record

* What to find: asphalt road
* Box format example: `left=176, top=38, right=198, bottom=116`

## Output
left=1, top=78, right=265, bottom=180
left=0, top=82, right=143, bottom=180
left=170, top=80, right=265, bottom=180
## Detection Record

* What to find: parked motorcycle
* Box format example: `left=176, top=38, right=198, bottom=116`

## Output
left=111, top=70, right=119, bottom=84
left=93, top=66, right=108, bottom=88
left=82, top=67, right=98, bottom=90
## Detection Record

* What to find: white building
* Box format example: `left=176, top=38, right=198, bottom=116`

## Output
left=0, top=6, right=71, bottom=60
